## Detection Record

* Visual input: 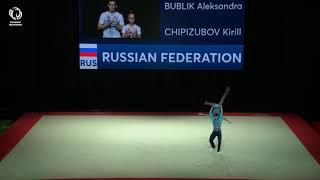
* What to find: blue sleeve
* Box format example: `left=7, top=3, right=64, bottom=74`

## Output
left=209, top=107, right=215, bottom=126
left=217, top=107, right=223, bottom=128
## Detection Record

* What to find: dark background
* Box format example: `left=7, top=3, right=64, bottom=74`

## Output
left=5, top=1, right=319, bottom=121
left=81, top=0, right=159, bottom=39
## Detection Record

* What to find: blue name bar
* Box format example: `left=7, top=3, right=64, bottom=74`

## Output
left=96, top=44, right=243, bottom=70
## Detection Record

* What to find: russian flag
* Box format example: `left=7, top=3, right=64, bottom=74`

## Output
left=80, top=44, right=97, bottom=57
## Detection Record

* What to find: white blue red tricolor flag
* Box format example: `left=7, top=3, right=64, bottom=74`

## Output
left=79, top=44, right=98, bottom=69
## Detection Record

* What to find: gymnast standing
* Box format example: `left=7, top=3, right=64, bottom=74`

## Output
left=204, top=87, right=230, bottom=152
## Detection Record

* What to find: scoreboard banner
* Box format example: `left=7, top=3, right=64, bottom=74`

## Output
left=78, top=0, right=245, bottom=70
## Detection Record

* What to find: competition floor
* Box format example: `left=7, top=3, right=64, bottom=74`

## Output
left=1, top=112, right=319, bottom=180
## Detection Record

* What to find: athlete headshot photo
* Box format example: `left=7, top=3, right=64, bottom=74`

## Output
left=97, top=0, right=124, bottom=38
left=122, top=11, right=142, bottom=38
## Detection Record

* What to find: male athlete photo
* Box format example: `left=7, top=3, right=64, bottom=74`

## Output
left=204, top=87, right=230, bottom=152
left=97, top=0, right=124, bottom=38
left=122, top=11, right=142, bottom=38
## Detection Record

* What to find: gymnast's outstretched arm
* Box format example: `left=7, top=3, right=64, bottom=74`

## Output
left=204, top=101, right=214, bottom=106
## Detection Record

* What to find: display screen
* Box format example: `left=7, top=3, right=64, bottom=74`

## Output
left=78, top=0, right=245, bottom=70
